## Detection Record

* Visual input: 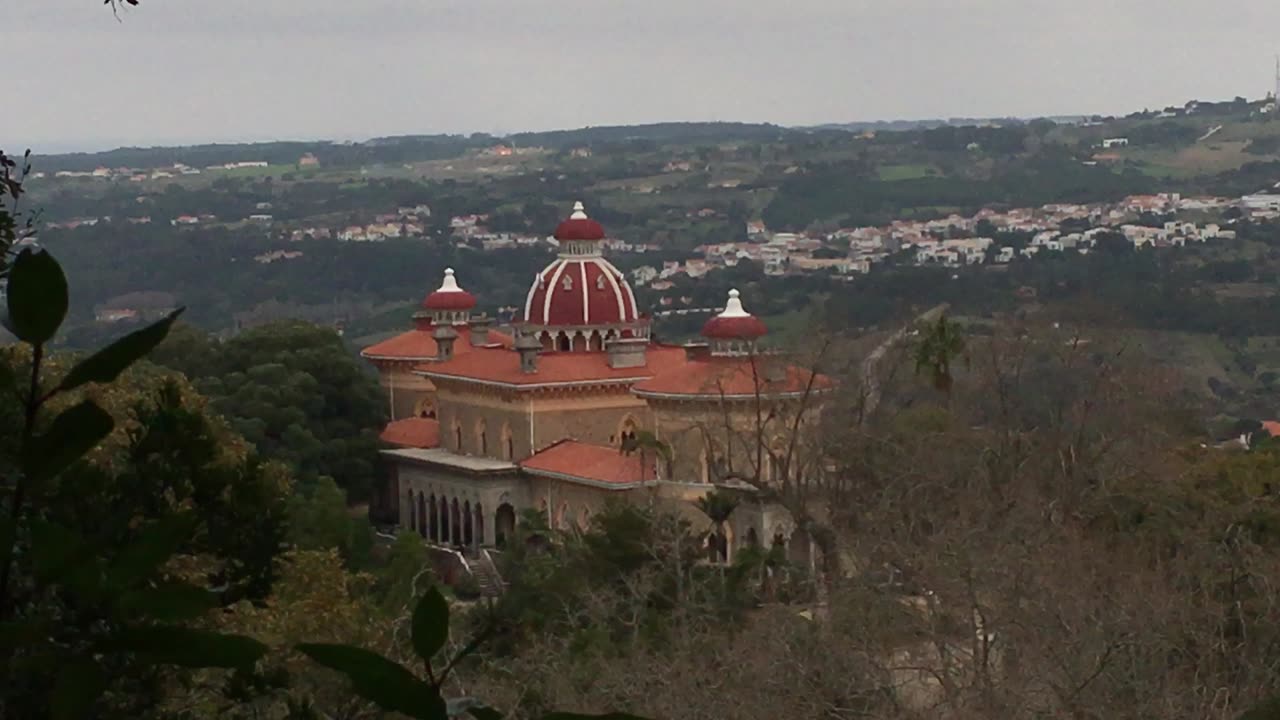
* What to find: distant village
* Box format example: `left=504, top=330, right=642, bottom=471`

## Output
left=36, top=152, right=1280, bottom=323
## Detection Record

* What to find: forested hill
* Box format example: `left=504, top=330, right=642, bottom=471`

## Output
left=34, top=122, right=795, bottom=172
left=33, top=136, right=482, bottom=173
left=507, top=121, right=793, bottom=148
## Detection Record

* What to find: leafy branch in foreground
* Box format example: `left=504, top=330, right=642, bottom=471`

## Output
left=1, top=246, right=267, bottom=717
left=296, top=585, right=651, bottom=720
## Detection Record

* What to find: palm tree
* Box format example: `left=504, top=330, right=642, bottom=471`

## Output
left=623, top=430, right=673, bottom=481
left=694, top=490, right=739, bottom=563
left=913, top=313, right=967, bottom=395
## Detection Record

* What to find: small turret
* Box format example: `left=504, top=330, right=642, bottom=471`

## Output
left=701, top=289, right=767, bottom=356
left=515, top=331, right=542, bottom=373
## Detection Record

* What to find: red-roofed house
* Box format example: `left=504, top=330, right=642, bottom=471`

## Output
left=368, top=202, right=833, bottom=561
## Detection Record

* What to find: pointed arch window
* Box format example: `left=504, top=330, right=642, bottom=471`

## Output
left=501, top=423, right=515, bottom=460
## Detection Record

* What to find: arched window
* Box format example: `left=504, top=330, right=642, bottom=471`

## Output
left=476, top=419, right=488, bottom=456
left=595, top=274, right=606, bottom=290
left=453, top=421, right=463, bottom=452
left=501, top=423, right=514, bottom=460
left=557, top=334, right=571, bottom=352
left=414, top=397, right=436, bottom=419
left=562, top=275, right=573, bottom=291
left=617, top=416, right=639, bottom=450
left=407, top=488, right=417, bottom=531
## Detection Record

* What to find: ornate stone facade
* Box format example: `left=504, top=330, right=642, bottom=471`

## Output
left=365, top=203, right=834, bottom=563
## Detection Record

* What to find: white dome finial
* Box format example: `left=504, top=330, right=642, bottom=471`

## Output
left=438, top=267, right=462, bottom=292
left=719, top=288, right=750, bottom=318
left=570, top=200, right=588, bottom=220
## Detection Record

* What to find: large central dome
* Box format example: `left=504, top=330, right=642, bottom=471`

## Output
left=522, top=202, right=645, bottom=351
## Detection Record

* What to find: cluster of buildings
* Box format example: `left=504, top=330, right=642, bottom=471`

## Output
left=41, top=162, right=204, bottom=182
left=631, top=192, right=1251, bottom=284
left=36, top=155, right=321, bottom=184
left=362, top=202, right=831, bottom=566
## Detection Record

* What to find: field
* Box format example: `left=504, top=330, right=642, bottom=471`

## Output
left=1126, top=141, right=1257, bottom=178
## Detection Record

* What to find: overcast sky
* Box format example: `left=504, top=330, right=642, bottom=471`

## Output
left=9, top=0, right=1280, bottom=152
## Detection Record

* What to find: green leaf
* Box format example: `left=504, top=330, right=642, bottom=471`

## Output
left=4, top=248, right=68, bottom=343
left=296, top=643, right=444, bottom=719
left=118, top=580, right=218, bottom=621
left=57, top=308, right=185, bottom=393
left=411, top=586, right=450, bottom=662
left=29, top=519, right=95, bottom=583
left=0, top=619, right=50, bottom=652
left=469, top=707, right=505, bottom=720
left=118, top=625, right=267, bottom=669
left=22, top=400, right=114, bottom=484
left=51, top=659, right=105, bottom=720
left=108, top=512, right=197, bottom=588
left=0, top=517, right=13, bottom=584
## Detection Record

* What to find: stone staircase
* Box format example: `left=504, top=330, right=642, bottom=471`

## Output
left=467, top=549, right=506, bottom=598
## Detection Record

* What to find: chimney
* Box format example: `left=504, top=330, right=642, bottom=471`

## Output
left=684, top=342, right=710, bottom=362
left=515, top=331, right=541, bottom=373
left=469, top=316, right=493, bottom=347
left=433, top=325, right=458, bottom=361
left=606, top=337, right=648, bottom=369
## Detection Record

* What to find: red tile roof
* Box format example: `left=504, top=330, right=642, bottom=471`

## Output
left=362, top=326, right=512, bottom=362
left=420, top=343, right=690, bottom=388
left=633, top=357, right=834, bottom=399
left=1262, top=420, right=1280, bottom=437
left=380, top=417, right=440, bottom=449
left=520, top=439, right=655, bottom=488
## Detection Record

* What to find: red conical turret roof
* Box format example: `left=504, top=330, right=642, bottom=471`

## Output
left=553, top=201, right=606, bottom=241
left=702, top=289, right=767, bottom=340
left=423, top=268, right=477, bottom=311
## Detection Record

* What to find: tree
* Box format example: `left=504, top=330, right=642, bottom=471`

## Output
left=693, top=490, right=738, bottom=562
left=156, top=321, right=387, bottom=501
left=1, top=247, right=270, bottom=718
left=286, top=475, right=374, bottom=566
left=913, top=313, right=967, bottom=395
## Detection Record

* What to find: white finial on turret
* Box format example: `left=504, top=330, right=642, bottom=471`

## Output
left=570, top=200, right=588, bottom=219
left=438, top=267, right=462, bottom=292
left=719, top=288, right=750, bottom=318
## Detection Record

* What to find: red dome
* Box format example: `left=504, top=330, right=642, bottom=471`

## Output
left=553, top=200, right=606, bottom=241
left=702, top=289, right=767, bottom=340
left=423, top=268, right=477, bottom=311
left=554, top=217, right=606, bottom=241
left=524, top=257, right=639, bottom=327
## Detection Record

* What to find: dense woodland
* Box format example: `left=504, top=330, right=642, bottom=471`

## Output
left=5, top=233, right=1280, bottom=718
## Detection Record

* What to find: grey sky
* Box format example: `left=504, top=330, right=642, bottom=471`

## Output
left=9, top=0, right=1280, bottom=151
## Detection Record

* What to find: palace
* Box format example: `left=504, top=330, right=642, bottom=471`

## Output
left=363, top=202, right=833, bottom=561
